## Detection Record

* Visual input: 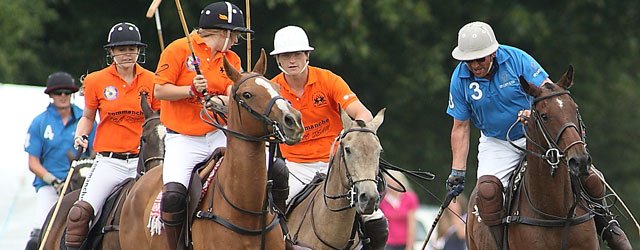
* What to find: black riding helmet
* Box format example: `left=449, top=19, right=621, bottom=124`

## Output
left=44, top=72, right=79, bottom=94
left=199, top=1, right=254, bottom=33
left=104, top=22, right=147, bottom=48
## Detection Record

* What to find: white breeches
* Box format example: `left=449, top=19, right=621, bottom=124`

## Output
left=79, top=155, right=138, bottom=216
left=286, top=161, right=328, bottom=203
left=477, top=133, right=526, bottom=188
left=163, top=130, right=226, bottom=188
left=33, top=186, right=58, bottom=229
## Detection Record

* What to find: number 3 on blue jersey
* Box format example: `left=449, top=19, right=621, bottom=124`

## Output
left=469, top=82, right=482, bottom=100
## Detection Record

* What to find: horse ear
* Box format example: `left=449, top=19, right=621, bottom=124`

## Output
left=519, top=76, right=542, bottom=98
left=252, top=49, right=267, bottom=75
left=223, top=56, right=242, bottom=82
left=340, top=107, right=353, bottom=130
left=368, top=108, right=386, bottom=132
left=556, top=65, right=574, bottom=90
left=140, top=92, right=153, bottom=119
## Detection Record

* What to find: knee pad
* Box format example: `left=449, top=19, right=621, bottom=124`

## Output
left=476, top=175, right=504, bottom=226
left=161, top=182, right=187, bottom=226
left=65, top=201, right=94, bottom=248
left=582, top=170, right=605, bottom=199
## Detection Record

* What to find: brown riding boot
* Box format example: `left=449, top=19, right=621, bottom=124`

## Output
left=161, top=182, right=187, bottom=250
left=581, top=169, right=632, bottom=250
left=65, top=200, right=95, bottom=249
left=476, top=175, right=505, bottom=249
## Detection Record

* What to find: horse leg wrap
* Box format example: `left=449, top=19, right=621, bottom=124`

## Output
left=160, top=182, right=187, bottom=227
left=361, top=217, right=388, bottom=250
left=269, top=157, right=290, bottom=213
left=581, top=169, right=605, bottom=199
left=476, top=175, right=505, bottom=249
left=65, top=200, right=94, bottom=248
left=25, top=229, right=41, bottom=250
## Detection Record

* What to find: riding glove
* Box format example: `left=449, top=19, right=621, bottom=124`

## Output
left=446, top=169, right=465, bottom=197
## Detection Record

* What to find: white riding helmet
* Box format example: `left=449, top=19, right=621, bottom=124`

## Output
left=451, top=21, right=499, bottom=61
left=270, top=26, right=314, bottom=56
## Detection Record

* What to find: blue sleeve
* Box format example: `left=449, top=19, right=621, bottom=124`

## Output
left=513, top=49, right=549, bottom=87
left=24, top=117, right=43, bottom=157
left=446, top=67, right=471, bottom=121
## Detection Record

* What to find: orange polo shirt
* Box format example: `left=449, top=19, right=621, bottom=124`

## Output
left=83, top=64, right=160, bottom=154
left=155, top=33, right=241, bottom=135
left=271, top=66, right=359, bottom=163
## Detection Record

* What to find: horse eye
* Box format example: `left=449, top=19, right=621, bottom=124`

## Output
left=242, top=92, right=253, bottom=99
left=540, top=113, right=549, bottom=121
left=344, top=147, right=351, bottom=154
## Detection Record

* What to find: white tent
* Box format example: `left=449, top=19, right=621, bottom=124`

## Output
left=0, top=83, right=86, bottom=249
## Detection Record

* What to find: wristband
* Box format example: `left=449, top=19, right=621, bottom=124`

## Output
left=190, top=84, right=204, bottom=98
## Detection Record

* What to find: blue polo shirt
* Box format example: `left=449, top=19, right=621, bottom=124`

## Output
left=446, top=45, right=549, bottom=141
left=24, top=104, right=96, bottom=191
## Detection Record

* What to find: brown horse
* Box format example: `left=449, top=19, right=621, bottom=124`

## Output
left=119, top=49, right=304, bottom=250
left=38, top=92, right=164, bottom=249
left=467, top=66, right=599, bottom=249
left=286, top=108, right=385, bottom=249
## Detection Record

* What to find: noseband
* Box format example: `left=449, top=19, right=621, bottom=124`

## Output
left=323, top=127, right=379, bottom=212
left=508, top=90, right=587, bottom=175
left=202, top=73, right=288, bottom=143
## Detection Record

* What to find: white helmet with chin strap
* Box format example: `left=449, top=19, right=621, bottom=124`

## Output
left=271, top=26, right=314, bottom=75
left=451, top=21, right=499, bottom=61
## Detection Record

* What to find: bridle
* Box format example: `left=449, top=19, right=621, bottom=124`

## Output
left=195, top=73, right=290, bottom=249
left=508, top=90, right=587, bottom=176
left=138, top=116, right=164, bottom=175
left=506, top=89, right=594, bottom=250
left=201, top=73, right=288, bottom=143
left=290, top=126, right=381, bottom=250
left=323, top=127, right=380, bottom=212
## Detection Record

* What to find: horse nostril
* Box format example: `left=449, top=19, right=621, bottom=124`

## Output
left=358, top=193, right=369, bottom=204
left=284, top=114, right=295, bottom=127
left=568, top=154, right=591, bottom=176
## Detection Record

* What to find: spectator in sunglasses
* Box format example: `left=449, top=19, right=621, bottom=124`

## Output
left=23, top=71, right=97, bottom=249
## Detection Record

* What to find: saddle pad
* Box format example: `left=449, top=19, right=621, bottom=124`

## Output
left=286, top=172, right=326, bottom=215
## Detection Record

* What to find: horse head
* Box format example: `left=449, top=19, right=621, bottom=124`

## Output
left=519, top=66, right=590, bottom=177
left=223, top=49, right=303, bottom=145
left=334, top=108, right=385, bottom=215
left=139, top=91, right=165, bottom=173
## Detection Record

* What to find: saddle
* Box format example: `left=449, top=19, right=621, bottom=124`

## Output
left=285, top=172, right=326, bottom=216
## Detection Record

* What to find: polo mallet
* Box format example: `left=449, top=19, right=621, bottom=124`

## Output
left=174, top=0, right=210, bottom=102
left=245, top=0, right=251, bottom=71
left=39, top=143, right=86, bottom=250
left=146, top=0, right=165, bottom=51
left=420, top=185, right=463, bottom=250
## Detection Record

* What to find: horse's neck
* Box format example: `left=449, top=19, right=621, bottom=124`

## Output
left=524, top=132, right=575, bottom=214
left=218, top=112, right=268, bottom=210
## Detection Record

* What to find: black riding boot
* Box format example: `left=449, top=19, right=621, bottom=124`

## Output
left=25, top=229, right=40, bottom=250
left=362, top=217, right=389, bottom=250
left=269, top=157, right=290, bottom=214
